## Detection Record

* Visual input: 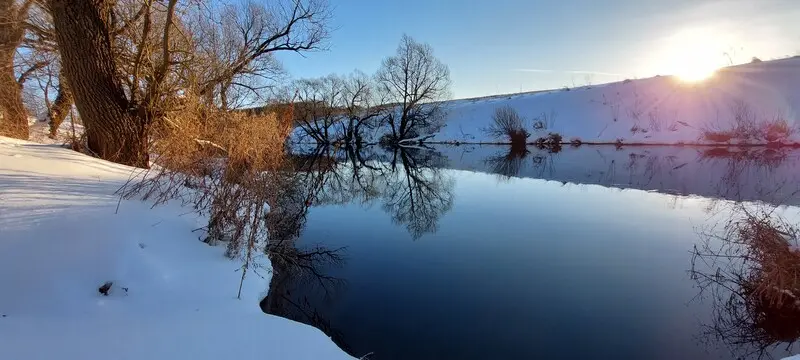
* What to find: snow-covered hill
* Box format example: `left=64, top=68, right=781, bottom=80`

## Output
left=0, top=137, right=353, bottom=360
left=435, top=57, right=800, bottom=145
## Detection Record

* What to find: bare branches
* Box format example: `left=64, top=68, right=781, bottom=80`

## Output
left=16, top=59, right=46, bottom=85
left=191, top=0, right=330, bottom=107
left=376, top=34, right=451, bottom=142
left=151, top=0, right=177, bottom=94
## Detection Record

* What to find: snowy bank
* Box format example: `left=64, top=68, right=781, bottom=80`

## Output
left=291, top=57, right=800, bottom=146
left=434, top=57, right=800, bottom=145
left=0, top=137, right=353, bottom=360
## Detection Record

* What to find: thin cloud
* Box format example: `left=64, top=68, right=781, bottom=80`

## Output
left=513, top=68, right=622, bottom=76
left=512, top=68, right=555, bottom=73
left=566, top=70, right=622, bottom=76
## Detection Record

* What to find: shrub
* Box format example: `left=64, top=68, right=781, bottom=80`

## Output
left=124, top=95, right=291, bottom=260
left=702, top=102, right=794, bottom=143
left=484, top=106, right=529, bottom=146
left=569, top=137, right=582, bottom=147
left=691, top=207, right=800, bottom=350
left=703, top=130, right=734, bottom=143
left=762, top=116, right=793, bottom=143
left=534, top=132, right=563, bottom=153
left=731, top=100, right=759, bottom=140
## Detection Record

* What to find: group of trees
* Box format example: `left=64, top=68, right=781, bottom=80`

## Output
left=292, top=34, right=451, bottom=146
left=1, top=0, right=329, bottom=167
left=0, top=0, right=451, bottom=168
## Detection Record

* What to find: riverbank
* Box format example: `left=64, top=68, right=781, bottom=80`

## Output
left=0, top=136, right=353, bottom=360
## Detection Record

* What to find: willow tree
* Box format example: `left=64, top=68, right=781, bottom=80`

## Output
left=376, top=35, right=451, bottom=143
left=46, top=0, right=329, bottom=167
left=48, top=0, right=152, bottom=166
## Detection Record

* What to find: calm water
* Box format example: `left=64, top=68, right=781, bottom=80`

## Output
left=261, top=145, right=800, bottom=360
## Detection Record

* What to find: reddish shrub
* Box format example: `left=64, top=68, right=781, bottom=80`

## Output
left=703, top=131, right=734, bottom=143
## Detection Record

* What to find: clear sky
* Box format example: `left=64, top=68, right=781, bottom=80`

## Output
left=278, top=0, right=800, bottom=99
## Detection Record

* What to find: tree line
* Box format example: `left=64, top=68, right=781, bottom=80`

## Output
left=0, top=0, right=451, bottom=168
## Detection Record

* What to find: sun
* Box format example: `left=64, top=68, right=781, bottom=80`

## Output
left=673, top=56, right=719, bottom=82
left=657, top=26, right=727, bottom=83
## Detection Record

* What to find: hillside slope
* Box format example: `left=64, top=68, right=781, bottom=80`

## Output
left=434, top=57, right=800, bottom=145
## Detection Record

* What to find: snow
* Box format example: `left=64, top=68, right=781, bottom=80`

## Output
left=433, top=58, right=800, bottom=144
left=27, top=116, right=85, bottom=145
left=0, top=136, right=353, bottom=360
left=293, top=57, right=800, bottom=146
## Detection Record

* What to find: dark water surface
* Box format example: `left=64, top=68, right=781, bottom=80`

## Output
left=261, top=145, right=800, bottom=360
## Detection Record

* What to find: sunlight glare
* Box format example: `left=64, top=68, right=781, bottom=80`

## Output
left=674, top=57, right=718, bottom=82
left=660, top=27, right=727, bottom=83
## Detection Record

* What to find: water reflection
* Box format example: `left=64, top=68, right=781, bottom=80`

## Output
left=259, top=144, right=800, bottom=359
left=442, top=145, right=800, bottom=206
left=691, top=204, right=800, bottom=359
left=261, top=157, right=352, bottom=352
left=381, top=147, right=454, bottom=239
left=484, top=145, right=529, bottom=180
left=261, top=145, right=456, bottom=356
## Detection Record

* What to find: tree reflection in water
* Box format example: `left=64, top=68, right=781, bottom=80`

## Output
left=484, top=145, right=529, bottom=180
left=382, top=146, right=454, bottom=239
left=260, top=145, right=456, bottom=358
left=691, top=204, right=800, bottom=359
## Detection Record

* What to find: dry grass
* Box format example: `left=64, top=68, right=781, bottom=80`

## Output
left=762, top=116, right=793, bottom=143
left=122, top=96, right=294, bottom=297
left=703, top=130, right=735, bottom=143
left=702, top=101, right=794, bottom=144
left=692, top=207, right=800, bottom=356
left=735, top=215, right=800, bottom=308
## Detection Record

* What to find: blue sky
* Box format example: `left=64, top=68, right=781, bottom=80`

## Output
left=279, top=0, right=800, bottom=99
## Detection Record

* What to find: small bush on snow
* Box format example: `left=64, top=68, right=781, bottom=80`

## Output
left=484, top=106, right=529, bottom=145
left=534, top=132, right=563, bottom=153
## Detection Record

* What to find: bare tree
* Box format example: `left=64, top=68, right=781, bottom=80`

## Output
left=44, top=0, right=329, bottom=167
left=45, top=71, right=72, bottom=137
left=190, top=0, right=330, bottom=109
left=339, top=70, right=381, bottom=146
left=292, top=71, right=382, bottom=146
left=47, top=0, right=155, bottom=167
left=376, top=34, right=451, bottom=143
left=0, top=0, right=35, bottom=139
left=18, top=1, right=74, bottom=139
left=293, top=74, right=345, bottom=143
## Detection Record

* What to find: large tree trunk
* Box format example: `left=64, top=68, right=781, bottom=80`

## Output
left=0, top=0, right=31, bottom=140
left=48, top=0, right=149, bottom=167
left=48, top=72, right=74, bottom=139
